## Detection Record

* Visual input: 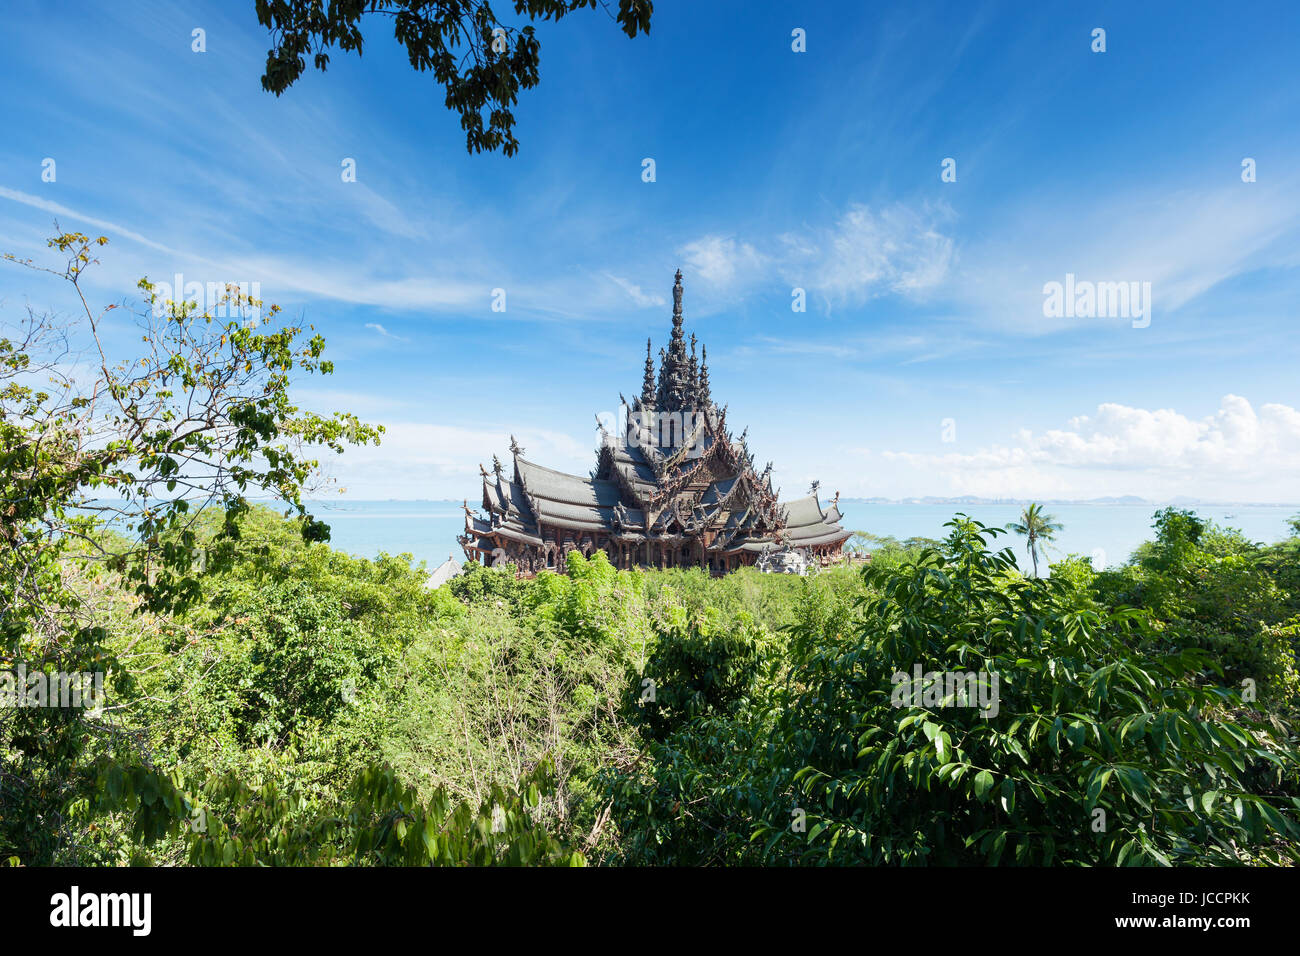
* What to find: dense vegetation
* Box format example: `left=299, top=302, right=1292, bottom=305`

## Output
left=3, top=502, right=1298, bottom=866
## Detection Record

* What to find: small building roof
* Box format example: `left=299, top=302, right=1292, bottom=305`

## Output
left=426, top=555, right=465, bottom=589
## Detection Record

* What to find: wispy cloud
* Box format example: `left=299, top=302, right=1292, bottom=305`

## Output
left=953, top=179, right=1300, bottom=332
left=603, top=272, right=666, bottom=307
left=0, top=185, right=192, bottom=257
left=364, top=322, right=409, bottom=342
left=675, top=202, right=955, bottom=310
left=780, top=202, right=956, bottom=307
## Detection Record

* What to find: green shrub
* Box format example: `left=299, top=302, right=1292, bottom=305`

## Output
left=759, top=519, right=1300, bottom=865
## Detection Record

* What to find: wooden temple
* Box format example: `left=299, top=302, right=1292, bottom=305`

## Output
left=459, top=270, right=851, bottom=575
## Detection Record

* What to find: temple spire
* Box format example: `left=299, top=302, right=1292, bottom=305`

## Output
left=699, top=345, right=711, bottom=407
left=669, top=269, right=686, bottom=356
left=640, top=337, right=655, bottom=406
left=689, top=334, right=699, bottom=405
left=655, top=346, right=668, bottom=405
left=656, top=269, right=692, bottom=410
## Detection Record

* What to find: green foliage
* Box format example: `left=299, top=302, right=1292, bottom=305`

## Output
left=23, top=500, right=1300, bottom=868
left=604, top=518, right=1300, bottom=866
left=527, top=549, right=645, bottom=646
left=91, top=758, right=582, bottom=866
left=760, top=518, right=1300, bottom=865
left=449, top=559, right=528, bottom=609
left=601, top=575, right=851, bottom=865
left=629, top=606, right=765, bottom=742
left=1, top=235, right=379, bottom=865
left=377, top=548, right=650, bottom=860
left=1095, top=507, right=1300, bottom=714
left=255, top=0, right=653, bottom=156
left=235, top=579, right=371, bottom=743
left=600, top=708, right=776, bottom=866
left=847, top=530, right=942, bottom=556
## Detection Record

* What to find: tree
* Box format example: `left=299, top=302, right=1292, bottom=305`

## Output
left=1, top=233, right=382, bottom=863
left=845, top=530, right=871, bottom=552
left=255, top=0, right=654, bottom=156
left=1005, top=503, right=1062, bottom=577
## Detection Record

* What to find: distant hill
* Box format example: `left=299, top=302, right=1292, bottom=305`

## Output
left=840, top=495, right=1156, bottom=506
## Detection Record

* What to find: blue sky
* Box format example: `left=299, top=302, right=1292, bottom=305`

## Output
left=2, top=0, right=1298, bottom=501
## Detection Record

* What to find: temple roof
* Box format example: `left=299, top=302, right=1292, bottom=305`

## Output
left=467, top=459, right=847, bottom=555
left=461, top=270, right=852, bottom=561
left=783, top=494, right=826, bottom=528
left=515, top=457, right=622, bottom=508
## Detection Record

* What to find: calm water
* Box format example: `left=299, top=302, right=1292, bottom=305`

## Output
left=305, top=499, right=1298, bottom=572
left=839, top=503, right=1297, bottom=571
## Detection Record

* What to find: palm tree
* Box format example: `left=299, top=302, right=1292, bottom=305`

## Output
left=1005, top=503, right=1062, bottom=577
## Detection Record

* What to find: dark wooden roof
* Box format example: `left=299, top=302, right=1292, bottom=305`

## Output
left=461, top=272, right=851, bottom=558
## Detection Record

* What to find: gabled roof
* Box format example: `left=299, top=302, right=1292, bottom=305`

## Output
left=516, top=457, right=622, bottom=507
left=426, top=556, right=465, bottom=589
left=783, top=494, right=826, bottom=528
left=781, top=493, right=851, bottom=549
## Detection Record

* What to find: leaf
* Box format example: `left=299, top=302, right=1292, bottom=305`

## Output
left=1085, top=768, right=1113, bottom=808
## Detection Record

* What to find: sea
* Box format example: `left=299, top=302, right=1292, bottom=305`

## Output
left=303, top=499, right=1299, bottom=573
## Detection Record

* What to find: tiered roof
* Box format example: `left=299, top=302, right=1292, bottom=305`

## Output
left=461, top=271, right=851, bottom=566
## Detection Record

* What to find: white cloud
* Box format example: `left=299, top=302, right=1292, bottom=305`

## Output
left=787, top=203, right=955, bottom=305
left=674, top=177, right=1300, bottom=332
left=1023, top=395, right=1300, bottom=472
left=349, top=183, right=429, bottom=241
left=676, top=203, right=954, bottom=309
left=678, top=235, right=768, bottom=288
left=0, top=186, right=178, bottom=256
left=603, top=273, right=666, bottom=307
left=315, top=421, right=594, bottom=499
left=0, top=185, right=488, bottom=313
left=364, top=322, right=408, bottom=342
left=876, top=395, right=1300, bottom=501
